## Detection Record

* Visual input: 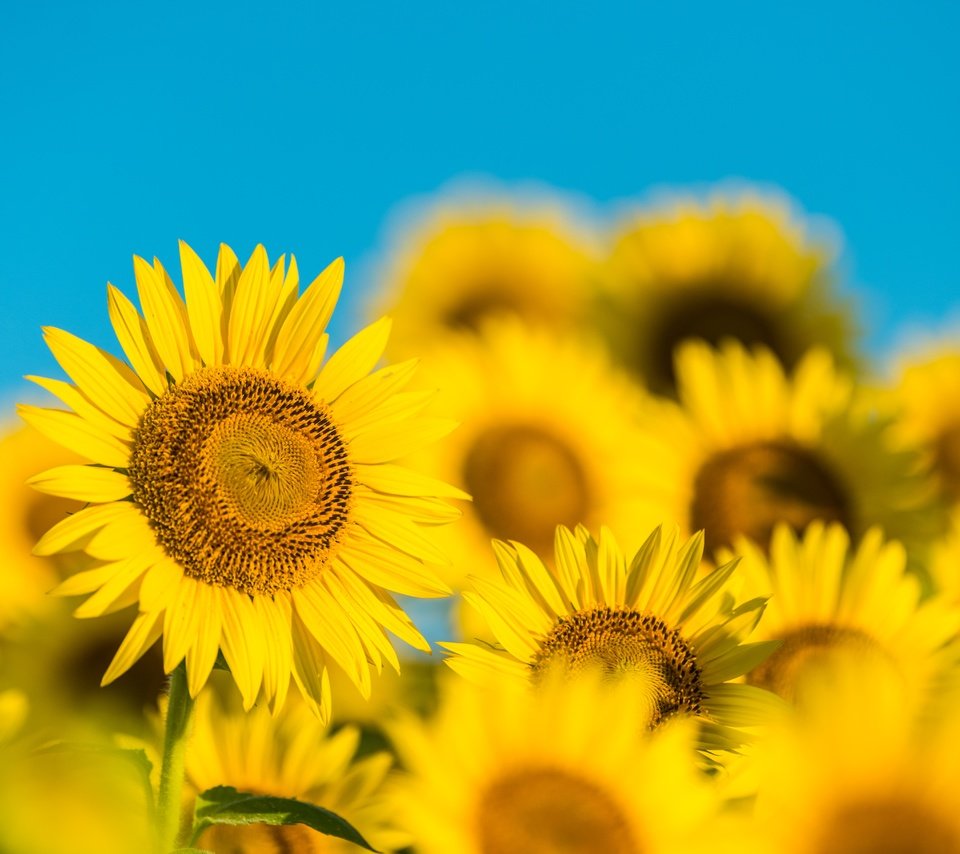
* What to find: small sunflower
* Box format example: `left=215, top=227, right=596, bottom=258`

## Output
left=886, top=344, right=960, bottom=507
left=743, top=657, right=960, bottom=854
left=444, top=524, right=780, bottom=752
left=0, top=423, right=86, bottom=631
left=372, top=194, right=599, bottom=358
left=410, top=320, right=658, bottom=587
left=186, top=677, right=405, bottom=854
left=726, top=522, right=960, bottom=704
left=388, top=669, right=722, bottom=854
left=634, top=340, right=941, bottom=562
left=602, top=190, right=857, bottom=396
left=20, top=242, right=462, bottom=718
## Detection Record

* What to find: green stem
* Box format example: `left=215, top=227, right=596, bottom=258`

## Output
left=156, top=665, right=194, bottom=853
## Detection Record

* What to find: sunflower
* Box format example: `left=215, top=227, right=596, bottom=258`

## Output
left=741, top=656, right=960, bottom=854
left=185, top=675, right=406, bottom=854
left=725, top=521, right=960, bottom=704
left=885, top=344, right=960, bottom=507
left=19, top=242, right=462, bottom=719
left=371, top=194, right=599, bottom=359
left=443, top=524, right=780, bottom=752
left=601, top=189, right=857, bottom=397
left=388, top=668, right=722, bottom=854
left=409, top=320, right=659, bottom=588
left=0, top=423, right=86, bottom=631
left=633, top=340, right=941, bottom=563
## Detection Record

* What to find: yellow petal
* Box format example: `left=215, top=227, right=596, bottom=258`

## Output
left=179, top=240, right=223, bottom=366
left=227, top=245, right=276, bottom=368
left=271, top=257, right=344, bottom=378
left=102, top=610, right=164, bottom=686
left=163, top=576, right=204, bottom=673
left=186, top=580, right=223, bottom=698
left=313, top=317, right=391, bottom=403
left=354, top=463, right=470, bottom=500
left=218, top=587, right=265, bottom=709
left=31, top=501, right=134, bottom=555
left=139, top=557, right=184, bottom=612
left=134, top=255, right=194, bottom=381
left=255, top=594, right=293, bottom=713
left=290, top=614, right=331, bottom=722
left=106, top=283, right=168, bottom=396
left=24, top=377, right=132, bottom=441
left=28, top=465, right=132, bottom=503
left=74, top=551, right=154, bottom=618
left=347, top=417, right=458, bottom=464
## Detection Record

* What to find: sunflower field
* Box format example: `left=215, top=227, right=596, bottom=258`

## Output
left=2, top=184, right=960, bottom=854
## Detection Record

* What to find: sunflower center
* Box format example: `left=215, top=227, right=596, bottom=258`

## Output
left=478, top=767, right=641, bottom=854
left=443, top=288, right=519, bottom=332
left=129, top=366, right=353, bottom=596
left=747, top=624, right=881, bottom=701
left=463, top=424, right=590, bottom=556
left=934, top=423, right=960, bottom=502
left=531, top=607, right=703, bottom=726
left=200, top=821, right=323, bottom=854
left=646, top=292, right=791, bottom=395
left=691, top=441, right=851, bottom=555
left=815, top=797, right=960, bottom=854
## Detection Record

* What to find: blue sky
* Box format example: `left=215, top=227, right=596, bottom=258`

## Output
left=1, top=1, right=958, bottom=406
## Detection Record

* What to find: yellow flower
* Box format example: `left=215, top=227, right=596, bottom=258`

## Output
left=20, top=242, right=462, bottom=719
left=0, top=423, right=86, bottom=630
left=373, top=195, right=599, bottom=358
left=633, top=340, right=941, bottom=562
left=389, top=669, right=722, bottom=854
left=886, top=345, right=960, bottom=507
left=444, top=525, right=780, bottom=752
left=409, top=320, right=656, bottom=588
left=602, top=190, right=857, bottom=396
left=187, top=677, right=405, bottom=854
left=743, top=657, right=960, bottom=854
left=727, top=522, right=960, bottom=704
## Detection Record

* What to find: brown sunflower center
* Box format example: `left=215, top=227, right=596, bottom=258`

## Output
left=199, top=821, right=323, bottom=854
left=815, top=798, right=960, bottom=854
left=129, top=366, right=353, bottom=596
left=478, top=767, right=642, bottom=854
left=747, top=624, right=881, bottom=701
left=531, top=607, right=703, bottom=726
left=691, top=441, right=851, bottom=555
left=646, top=291, right=792, bottom=396
left=934, top=423, right=960, bottom=503
left=463, top=424, right=590, bottom=557
left=443, top=287, right=521, bottom=332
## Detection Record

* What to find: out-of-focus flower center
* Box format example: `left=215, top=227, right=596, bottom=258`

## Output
left=747, top=624, right=883, bottom=701
left=815, top=797, right=960, bottom=854
left=531, top=606, right=703, bottom=726
left=129, top=366, right=353, bottom=596
left=463, top=424, right=590, bottom=557
left=478, top=766, right=641, bottom=854
left=200, top=822, right=324, bottom=854
left=934, top=423, right=960, bottom=503
left=691, top=440, right=850, bottom=555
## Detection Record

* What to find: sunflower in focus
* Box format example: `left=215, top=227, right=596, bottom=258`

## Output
left=389, top=669, right=721, bottom=854
left=0, top=423, right=86, bottom=630
left=602, top=190, right=856, bottom=396
left=411, top=320, right=660, bottom=588
left=886, top=345, right=960, bottom=507
left=186, top=676, right=405, bottom=854
left=726, top=522, right=960, bottom=704
left=634, top=340, right=941, bottom=562
left=742, top=657, right=960, bottom=854
left=372, top=195, right=599, bottom=358
left=19, top=242, right=461, bottom=719
left=444, top=524, right=780, bottom=752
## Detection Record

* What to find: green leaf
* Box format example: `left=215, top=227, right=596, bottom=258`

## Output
left=191, top=786, right=377, bottom=851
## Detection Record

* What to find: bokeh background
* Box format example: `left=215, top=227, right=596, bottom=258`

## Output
left=2, top=0, right=958, bottom=408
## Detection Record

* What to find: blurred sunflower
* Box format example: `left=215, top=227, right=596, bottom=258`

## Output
left=444, top=525, right=780, bottom=752
left=186, top=677, right=405, bottom=854
left=727, top=522, right=960, bottom=704
left=0, top=423, right=85, bottom=630
left=886, top=345, right=960, bottom=506
left=745, top=657, right=960, bottom=854
left=372, top=195, right=599, bottom=358
left=389, top=669, right=720, bottom=854
left=636, top=341, right=941, bottom=562
left=602, top=190, right=856, bottom=396
left=411, top=320, right=660, bottom=587
left=20, top=242, right=461, bottom=718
